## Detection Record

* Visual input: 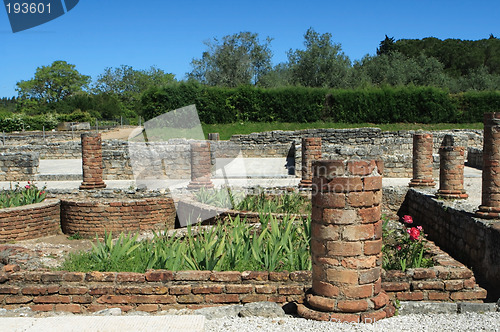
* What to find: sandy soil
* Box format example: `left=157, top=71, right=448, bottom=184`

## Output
left=101, top=126, right=142, bottom=141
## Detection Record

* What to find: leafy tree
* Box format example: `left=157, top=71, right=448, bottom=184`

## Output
left=391, top=37, right=500, bottom=77
left=92, top=65, right=175, bottom=117
left=188, top=32, right=273, bottom=87
left=376, top=35, right=396, bottom=55
left=458, top=66, right=500, bottom=91
left=259, top=63, right=293, bottom=88
left=16, top=60, right=90, bottom=103
left=92, top=65, right=175, bottom=96
left=355, top=52, right=451, bottom=88
left=287, top=28, right=352, bottom=88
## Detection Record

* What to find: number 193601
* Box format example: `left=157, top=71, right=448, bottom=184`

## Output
left=5, top=2, right=51, bottom=14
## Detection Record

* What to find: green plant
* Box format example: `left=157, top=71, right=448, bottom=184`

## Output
left=0, top=181, right=47, bottom=209
left=89, top=232, right=142, bottom=272
left=61, top=209, right=312, bottom=273
left=67, top=232, right=82, bottom=240
left=382, top=215, right=433, bottom=271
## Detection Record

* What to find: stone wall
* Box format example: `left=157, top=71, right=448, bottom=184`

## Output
left=0, top=129, right=483, bottom=180
left=466, top=147, right=482, bottom=169
left=401, top=188, right=500, bottom=301
left=0, top=142, right=81, bottom=159
left=0, top=199, right=61, bottom=243
left=0, top=153, right=39, bottom=181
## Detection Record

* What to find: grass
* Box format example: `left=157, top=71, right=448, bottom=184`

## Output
left=201, top=122, right=483, bottom=140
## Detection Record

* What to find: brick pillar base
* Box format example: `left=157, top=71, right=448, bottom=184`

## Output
left=409, top=133, right=435, bottom=187
left=436, top=135, right=468, bottom=199
left=80, top=133, right=106, bottom=190
left=187, top=141, right=214, bottom=190
left=297, top=159, right=394, bottom=323
left=299, top=137, right=322, bottom=189
left=477, top=113, right=500, bottom=218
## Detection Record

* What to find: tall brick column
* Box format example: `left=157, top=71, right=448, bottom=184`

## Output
left=79, top=133, right=106, bottom=190
left=297, top=160, right=392, bottom=323
left=477, top=113, right=500, bottom=218
left=409, top=133, right=436, bottom=187
left=299, top=137, right=322, bottom=189
left=436, top=135, right=468, bottom=199
left=187, top=141, right=214, bottom=190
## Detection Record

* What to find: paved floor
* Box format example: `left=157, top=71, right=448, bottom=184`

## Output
left=0, top=315, right=205, bottom=332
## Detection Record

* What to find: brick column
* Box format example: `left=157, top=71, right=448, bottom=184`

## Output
left=299, top=137, right=322, bottom=189
left=79, top=133, right=106, bottom=190
left=477, top=113, right=500, bottom=218
left=297, top=160, right=393, bottom=323
left=409, top=133, right=436, bottom=187
left=436, top=135, right=468, bottom=199
left=187, top=141, right=214, bottom=190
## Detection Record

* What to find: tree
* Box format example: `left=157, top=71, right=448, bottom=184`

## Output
left=376, top=35, right=396, bottom=55
left=16, top=60, right=90, bottom=103
left=92, top=65, right=175, bottom=96
left=287, top=28, right=352, bottom=88
left=92, top=65, right=175, bottom=117
left=354, top=52, right=451, bottom=88
left=188, top=32, right=273, bottom=87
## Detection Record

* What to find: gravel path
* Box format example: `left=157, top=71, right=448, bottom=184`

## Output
left=205, top=313, right=500, bottom=332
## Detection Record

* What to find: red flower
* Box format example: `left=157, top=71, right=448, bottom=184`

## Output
left=396, top=245, right=402, bottom=251
left=417, top=226, right=423, bottom=231
left=25, top=185, right=30, bottom=189
left=403, top=215, right=413, bottom=224
left=407, top=227, right=420, bottom=241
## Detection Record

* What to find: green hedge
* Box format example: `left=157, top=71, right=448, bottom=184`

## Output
left=141, top=83, right=500, bottom=124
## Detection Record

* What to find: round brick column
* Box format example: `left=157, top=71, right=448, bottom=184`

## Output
left=299, top=137, right=322, bottom=189
left=436, top=135, right=468, bottom=199
left=187, top=141, right=214, bottom=190
left=409, top=133, right=436, bottom=187
left=477, top=113, right=500, bottom=218
left=297, top=160, right=393, bottom=323
left=79, top=133, right=106, bottom=190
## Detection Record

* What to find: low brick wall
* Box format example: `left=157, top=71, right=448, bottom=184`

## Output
left=0, top=270, right=310, bottom=313
left=60, top=197, right=176, bottom=238
left=0, top=259, right=487, bottom=314
left=0, top=199, right=61, bottom=243
left=382, top=241, right=486, bottom=302
left=401, top=188, right=500, bottom=301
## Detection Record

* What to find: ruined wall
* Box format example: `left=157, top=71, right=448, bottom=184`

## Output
left=0, top=153, right=39, bottom=181
left=0, top=129, right=483, bottom=180
left=0, top=199, right=60, bottom=243
left=401, top=188, right=500, bottom=301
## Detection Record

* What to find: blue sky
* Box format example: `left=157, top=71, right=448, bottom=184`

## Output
left=1, top=0, right=499, bottom=98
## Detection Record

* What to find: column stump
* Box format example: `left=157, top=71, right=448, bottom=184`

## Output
left=297, top=159, right=394, bottom=323
left=477, top=113, right=500, bottom=218
left=79, top=133, right=106, bottom=190
left=299, top=137, right=322, bottom=189
left=409, top=133, right=436, bottom=187
left=187, top=141, right=214, bottom=190
left=436, top=135, right=468, bottom=199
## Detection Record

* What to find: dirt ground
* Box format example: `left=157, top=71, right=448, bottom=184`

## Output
left=100, top=126, right=142, bottom=141
left=0, top=234, right=93, bottom=271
